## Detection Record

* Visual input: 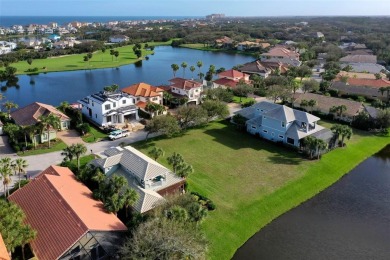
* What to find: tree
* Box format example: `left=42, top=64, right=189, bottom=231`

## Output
left=119, top=218, right=207, bottom=260
left=145, top=115, right=181, bottom=141
left=3, top=123, right=20, bottom=144
left=330, top=105, right=347, bottom=119
left=378, top=86, right=390, bottom=103
left=163, top=91, right=173, bottom=106
left=204, top=88, right=234, bottom=103
left=103, top=83, right=119, bottom=93
left=73, top=143, right=87, bottom=171
left=232, top=114, right=247, bottom=131
left=302, top=136, right=327, bottom=159
left=266, top=84, right=292, bottom=103
left=340, top=125, right=353, bottom=147
left=39, top=113, right=61, bottom=148
left=296, top=65, right=312, bottom=82
left=0, top=200, right=37, bottom=257
left=3, top=101, right=18, bottom=118
left=0, top=157, right=13, bottom=197
left=376, top=108, right=390, bottom=129
left=300, top=99, right=309, bottom=110
left=176, top=162, right=194, bottom=178
left=167, top=152, right=185, bottom=174
left=13, top=158, right=28, bottom=189
left=307, top=99, right=317, bottom=112
left=181, top=62, right=187, bottom=77
left=148, top=146, right=165, bottom=161
left=176, top=105, right=207, bottom=129
left=134, top=49, right=142, bottom=59
left=123, top=188, right=139, bottom=218
left=196, top=60, right=203, bottom=74
left=104, top=193, right=125, bottom=216
left=233, top=81, right=254, bottom=102
left=114, top=51, right=119, bottom=61
left=201, top=100, right=229, bottom=121
left=145, top=102, right=165, bottom=117
left=26, top=58, right=33, bottom=66
left=171, top=63, right=179, bottom=77
left=190, top=65, right=196, bottom=79
left=302, top=79, right=320, bottom=93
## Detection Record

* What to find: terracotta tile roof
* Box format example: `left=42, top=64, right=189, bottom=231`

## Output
left=347, top=78, right=390, bottom=89
left=136, top=101, right=147, bottom=109
left=337, top=71, right=378, bottom=80
left=8, top=165, right=127, bottom=260
left=0, top=234, right=9, bottom=260
left=340, top=55, right=377, bottom=64
left=293, top=93, right=364, bottom=117
left=218, top=69, right=248, bottom=79
left=262, top=47, right=299, bottom=58
left=169, top=78, right=202, bottom=90
left=215, top=36, right=233, bottom=44
left=213, top=78, right=239, bottom=88
left=122, top=82, right=164, bottom=98
left=10, top=102, right=70, bottom=127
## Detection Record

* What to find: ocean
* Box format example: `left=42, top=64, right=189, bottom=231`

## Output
left=0, top=16, right=201, bottom=27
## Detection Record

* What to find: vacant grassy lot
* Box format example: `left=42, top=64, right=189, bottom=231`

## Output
left=18, top=139, right=67, bottom=156
left=10, top=41, right=172, bottom=75
left=133, top=120, right=390, bottom=260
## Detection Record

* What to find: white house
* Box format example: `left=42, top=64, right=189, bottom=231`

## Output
left=78, top=91, right=138, bottom=126
left=0, top=41, right=17, bottom=55
left=168, top=78, right=203, bottom=105
left=109, top=35, right=129, bottom=43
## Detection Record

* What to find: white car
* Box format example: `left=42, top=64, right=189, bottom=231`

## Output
left=108, top=129, right=130, bottom=140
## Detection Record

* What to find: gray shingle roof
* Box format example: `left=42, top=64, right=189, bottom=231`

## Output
left=235, top=101, right=280, bottom=119
left=264, top=106, right=296, bottom=122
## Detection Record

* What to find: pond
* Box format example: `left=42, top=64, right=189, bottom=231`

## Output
left=233, top=145, right=390, bottom=260
left=1, top=46, right=254, bottom=107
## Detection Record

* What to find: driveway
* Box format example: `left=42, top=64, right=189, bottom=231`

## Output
left=0, top=135, right=15, bottom=157
left=57, top=130, right=85, bottom=146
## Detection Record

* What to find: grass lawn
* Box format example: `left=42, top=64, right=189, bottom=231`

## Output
left=133, top=120, right=390, bottom=260
left=18, top=139, right=67, bottom=156
left=82, top=126, right=108, bottom=143
left=232, top=96, right=255, bottom=104
left=9, top=40, right=172, bottom=75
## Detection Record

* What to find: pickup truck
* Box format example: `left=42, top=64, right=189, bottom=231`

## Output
left=108, top=129, right=130, bottom=140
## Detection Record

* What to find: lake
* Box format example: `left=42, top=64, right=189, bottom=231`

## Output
left=2, top=46, right=254, bottom=107
left=233, top=145, right=390, bottom=260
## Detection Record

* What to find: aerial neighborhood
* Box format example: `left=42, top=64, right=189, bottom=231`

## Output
left=0, top=12, right=390, bottom=260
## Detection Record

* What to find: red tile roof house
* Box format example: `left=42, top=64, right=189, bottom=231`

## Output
left=8, top=165, right=127, bottom=260
left=213, top=69, right=251, bottom=89
left=0, top=234, right=10, bottom=260
left=10, top=102, right=70, bottom=144
left=122, top=82, right=165, bottom=116
left=330, top=78, right=390, bottom=101
left=167, top=78, right=203, bottom=105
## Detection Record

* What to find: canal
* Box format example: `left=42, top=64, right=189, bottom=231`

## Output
left=1, top=46, right=254, bottom=107
left=233, top=145, right=390, bottom=260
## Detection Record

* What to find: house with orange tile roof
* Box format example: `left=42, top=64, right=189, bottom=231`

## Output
left=122, top=82, right=164, bottom=111
left=10, top=102, right=71, bottom=144
left=259, top=46, right=301, bottom=67
left=0, top=234, right=10, bottom=260
left=214, top=36, right=234, bottom=48
left=9, top=165, right=127, bottom=260
left=168, top=78, right=203, bottom=105
left=213, top=69, right=251, bottom=89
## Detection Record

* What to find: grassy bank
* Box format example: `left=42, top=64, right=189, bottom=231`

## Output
left=10, top=40, right=172, bottom=75
left=133, top=121, right=390, bottom=260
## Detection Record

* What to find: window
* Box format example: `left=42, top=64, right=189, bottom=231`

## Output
left=281, top=122, right=285, bottom=127
left=287, top=137, right=294, bottom=145
left=152, top=97, right=158, bottom=101
left=92, top=101, right=94, bottom=107
left=113, top=102, right=116, bottom=108
left=137, top=98, right=140, bottom=101
left=252, top=126, right=256, bottom=129
left=195, top=89, right=199, bottom=92
left=107, top=116, right=112, bottom=123
left=105, top=104, right=111, bottom=110
left=263, top=130, right=268, bottom=133
left=95, top=114, right=97, bottom=118
left=122, top=99, right=126, bottom=104
left=279, top=135, right=284, bottom=139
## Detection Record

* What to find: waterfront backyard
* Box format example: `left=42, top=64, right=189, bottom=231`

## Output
left=133, top=120, right=390, bottom=260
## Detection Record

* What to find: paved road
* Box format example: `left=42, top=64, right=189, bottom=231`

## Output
left=0, top=130, right=152, bottom=195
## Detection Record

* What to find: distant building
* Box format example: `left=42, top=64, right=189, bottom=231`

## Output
left=9, top=165, right=127, bottom=260
left=109, top=35, right=129, bottom=43
left=259, top=46, right=301, bottom=67
left=0, top=41, right=17, bottom=55
left=167, top=78, right=203, bottom=105
left=239, top=60, right=289, bottom=78
left=206, top=14, right=225, bottom=20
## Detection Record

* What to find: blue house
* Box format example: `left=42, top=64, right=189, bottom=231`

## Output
left=48, top=34, right=61, bottom=41
left=235, top=102, right=333, bottom=147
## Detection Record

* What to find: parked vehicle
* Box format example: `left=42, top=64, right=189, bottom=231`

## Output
left=108, top=129, right=130, bottom=140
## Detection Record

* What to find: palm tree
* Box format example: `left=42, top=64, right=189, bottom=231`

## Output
left=163, top=92, right=173, bottom=106
left=340, top=125, right=353, bottom=147
left=123, top=188, right=139, bottom=218
left=190, top=65, right=196, bottom=79
left=110, top=49, right=115, bottom=61
left=148, top=146, right=165, bottom=161
left=303, top=136, right=317, bottom=159
left=331, top=124, right=344, bottom=147
left=73, top=143, right=87, bottom=171
left=196, top=60, right=203, bottom=74
left=0, top=157, right=13, bottom=197
left=175, top=162, right=193, bottom=178
left=104, top=193, right=125, bottom=216
left=62, top=145, right=75, bottom=163
left=171, top=64, right=179, bottom=77
left=300, top=99, right=309, bottom=110
left=3, top=101, right=18, bottom=118
left=315, top=139, right=328, bottom=159
left=181, top=62, right=187, bottom=77
left=20, top=225, right=37, bottom=260
left=330, top=105, right=347, bottom=119
left=39, top=114, right=61, bottom=148
left=167, top=152, right=184, bottom=174
left=13, top=158, right=28, bottom=189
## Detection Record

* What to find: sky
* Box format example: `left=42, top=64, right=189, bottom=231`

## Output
left=1, top=0, right=390, bottom=17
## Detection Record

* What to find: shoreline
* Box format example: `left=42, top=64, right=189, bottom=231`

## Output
left=205, top=133, right=390, bottom=259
